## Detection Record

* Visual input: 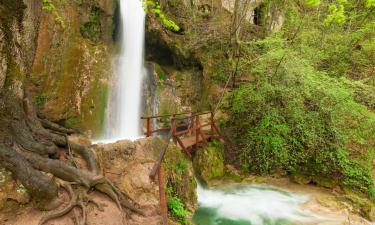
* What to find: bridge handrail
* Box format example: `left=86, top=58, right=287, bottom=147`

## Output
left=141, top=111, right=192, bottom=119
left=146, top=111, right=223, bottom=225
left=141, top=111, right=211, bottom=120
left=149, top=129, right=173, bottom=180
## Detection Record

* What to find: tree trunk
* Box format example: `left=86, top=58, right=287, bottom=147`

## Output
left=0, top=1, right=141, bottom=222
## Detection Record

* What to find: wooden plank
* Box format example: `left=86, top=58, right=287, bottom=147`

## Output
left=176, top=136, right=191, bottom=158
left=180, top=135, right=212, bottom=148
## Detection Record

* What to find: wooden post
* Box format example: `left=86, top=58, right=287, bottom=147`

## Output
left=210, top=112, right=214, bottom=138
left=158, top=165, right=168, bottom=225
left=189, top=112, right=194, bottom=136
left=146, top=118, right=152, bottom=137
left=171, top=115, right=177, bottom=145
left=196, top=115, right=199, bottom=145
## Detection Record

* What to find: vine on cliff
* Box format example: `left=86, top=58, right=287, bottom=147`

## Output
left=144, top=0, right=181, bottom=32
left=42, top=0, right=65, bottom=29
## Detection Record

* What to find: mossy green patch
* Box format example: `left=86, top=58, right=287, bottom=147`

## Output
left=34, top=93, right=48, bottom=109
left=80, top=7, right=102, bottom=42
left=145, top=0, right=181, bottom=32
left=164, top=143, right=197, bottom=213
left=30, top=0, right=114, bottom=137
left=193, top=141, right=225, bottom=184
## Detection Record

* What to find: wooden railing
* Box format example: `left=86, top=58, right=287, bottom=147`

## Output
left=141, top=111, right=223, bottom=156
left=141, top=111, right=223, bottom=225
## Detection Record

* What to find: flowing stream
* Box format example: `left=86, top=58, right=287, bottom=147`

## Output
left=193, top=183, right=324, bottom=225
left=103, top=0, right=145, bottom=142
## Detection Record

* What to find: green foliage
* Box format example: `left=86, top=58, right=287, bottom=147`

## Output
left=193, top=140, right=225, bottom=182
left=144, top=0, right=181, bottom=32
left=324, top=4, right=346, bottom=26
left=34, top=93, right=48, bottom=108
left=225, top=32, right=375, bottom=194
left=365, top=0, right=375, bottom=8
left=42, top=0, right=65, bottom=28
left=65, top=117, right=77, bottom=127
left=163, top=144, right=197, bottom=219
left=331, top=149, right=373, bottom=192
left=167, top=196, right=189, bottom=223
left=80, top=8, right=101, bottom=41
left=173, top=156, right=189, bottom=174
left=305, top=0, right=320, bottom=7
left=155, top=64, right=167, bottom=81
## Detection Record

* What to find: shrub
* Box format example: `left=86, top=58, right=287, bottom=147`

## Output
left=225, top=34, right=375, bottom=194
left=167, top=196, right=189, bottom=223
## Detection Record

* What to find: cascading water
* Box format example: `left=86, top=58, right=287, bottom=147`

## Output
left=193, top=183, right=326, bottom=225
left=104, top=0, right=145, bottom=142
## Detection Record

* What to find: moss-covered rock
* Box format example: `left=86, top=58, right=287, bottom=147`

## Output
left=292, top=173, right=312, bottom=185
left=30, top=0, right=116, bottom=138
left=193, top=140, right=225, bottom=184
left=339, top=188, right=375, bottom=221
left=164, top=143, right=197, bottom=211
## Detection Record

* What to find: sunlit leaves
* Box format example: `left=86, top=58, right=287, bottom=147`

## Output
left=365, top=0, right=375, bottom=8
left=324, top=4, right=346, bottom=26
left=41, top=0, right=65, bottom=28
left=305, top=0, right=320, bottom=7
left=143, top=0, right=181, bottom=32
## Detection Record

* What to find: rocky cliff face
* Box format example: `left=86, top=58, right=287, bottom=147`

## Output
left=30, top=0, right=116, bottom=138
left=144, top=0, right=284, bottom=114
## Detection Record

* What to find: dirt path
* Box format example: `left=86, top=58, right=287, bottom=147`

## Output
left=0, top=191, right=159, bottom=225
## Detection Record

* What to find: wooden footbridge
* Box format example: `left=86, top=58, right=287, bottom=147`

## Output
left=141, top=111, right=224, bottom=224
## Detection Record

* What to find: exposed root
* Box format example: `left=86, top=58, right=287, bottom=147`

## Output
left=66, top=135, right=79, bottom=168
left=94, top=181, right=145, bottom=216
left=40, top=119, right=76, bottom=135
left=76, top=202, right=87, bottom=225
left=87, top=197, right=105, bottom=212
left=5, top=94, right=145, bottom=224
left=39, top=182, right=76, bottom=225
left=39, top=181, right=128, bottom=225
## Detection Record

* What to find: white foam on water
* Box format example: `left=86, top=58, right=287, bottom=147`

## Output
left=196, top=183, right=325, bottom=225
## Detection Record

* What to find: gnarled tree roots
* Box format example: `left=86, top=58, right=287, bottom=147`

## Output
left=0, top=95, right=144, bottom=225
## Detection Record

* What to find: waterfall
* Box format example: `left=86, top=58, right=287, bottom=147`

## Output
left=103, top=0, right=145, bottom=142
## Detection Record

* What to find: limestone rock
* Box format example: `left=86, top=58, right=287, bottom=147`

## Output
left=94, top=137, right=197, bottom=222
left=30, top=0, right=114, bottom=138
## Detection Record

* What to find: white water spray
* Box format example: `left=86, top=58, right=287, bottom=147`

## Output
left=193, top=183, right=326, bottom=225
left=103, top=0, right=145, bottom=142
